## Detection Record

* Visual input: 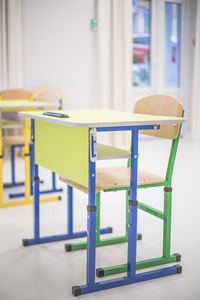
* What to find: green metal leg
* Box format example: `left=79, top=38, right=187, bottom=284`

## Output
left=96, top=192, right=101, bottom=243
left=65, top=191, right=141, bottom=252
left=96, top=254, right=179, bottom=277
left=163, top=187, right=172, bottom=258
left=125, top=190, right=129, bottom=236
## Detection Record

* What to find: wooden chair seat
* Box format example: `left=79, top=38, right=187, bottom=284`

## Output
left=3, top=135, right=31, bottom=146
left=59, top=167, right=165, bottom=194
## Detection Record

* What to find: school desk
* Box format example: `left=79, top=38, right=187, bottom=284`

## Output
left=19, top=109, right=185, bottom=296
left=0, top=100, right=60, bottom=208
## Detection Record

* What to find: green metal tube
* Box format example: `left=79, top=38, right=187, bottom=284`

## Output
left=163, top=189, right=172, bottom=257
left=103, top=254, right=178, bottom=276
left=138, top=202, right=164, bottom=220
left=96, top=192, right=100, bottom=242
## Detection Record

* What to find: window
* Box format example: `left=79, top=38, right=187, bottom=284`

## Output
left=132, top=0, right=151, bottom=87
left=164, top=2, right=181, bottom=87
left=132, top=0, right=182, bottom=90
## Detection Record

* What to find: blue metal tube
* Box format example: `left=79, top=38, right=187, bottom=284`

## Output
left=52, top=172, right=56, bottom=189
left=67, top=185, right=73, bottom=234
left=127, top=130, right=139, bottom=278
left=4, top=182, right=24, bottom=188
left=10, top=187, right=63, bottom=198
left=97, top=124, right=159, bottom=132
left=30, top=144, right=34, bottom=195
left=32, top=119, right=40, bottom=240
left=86, top=129, right=97, bottom=286
left=79, top=266, right=178, bottom=295
left=11, top=145, right=15, bottom=184
left=24, top=227, right=110, bottom=245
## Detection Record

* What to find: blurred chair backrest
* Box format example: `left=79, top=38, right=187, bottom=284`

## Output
left=134, top=95, right=183, bottom=140
left=0, top=89, right=32, bottom=100
left=32, top=88, right=63, bottom=109
left=0, top=89, right=32, bottom=122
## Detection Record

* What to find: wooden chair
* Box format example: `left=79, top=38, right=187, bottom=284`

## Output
left=59, top=95, right=183, bottom=275
left=32, top=87, right=63, bottom=109
left=0, top=89, right=32, bottom=100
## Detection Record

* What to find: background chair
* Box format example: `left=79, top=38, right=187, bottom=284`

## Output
left=59, top=95, right=183, bottom=276
left=32, top=87, right=63, bottom=109
left=1, top=89, right=32, bottom=188
left=0, top=88, right=32, bottom=133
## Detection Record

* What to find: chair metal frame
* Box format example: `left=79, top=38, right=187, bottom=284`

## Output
left=96, top=111, right=183, bottom=277
left=61, top=96, right=183, bottom=277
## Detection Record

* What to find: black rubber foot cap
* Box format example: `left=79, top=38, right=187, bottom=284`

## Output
left=65, top=243, right=72, bottom=252
left=22, top=239, right=29, bottom=246
left=72, top=286, right=81, bottom=296
left=9, top=194, right=14, bottom=199
left=137, top=233, right=142, bottom=240
left=175, top=264, right=182, bottom=274
left=96, top=268, right=104, bottom=277
left=173, top=253, right=181, bottom=262
left=107, top=227, right=113, bottom=233
left=58, top=196, right=62, bottom=201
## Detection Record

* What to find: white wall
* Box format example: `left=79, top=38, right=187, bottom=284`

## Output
left=22, top=0, right=95, bottom=109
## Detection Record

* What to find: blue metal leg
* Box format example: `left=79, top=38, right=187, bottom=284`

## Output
left=11, top=145, right=15, bottom=184
left=34, top=163, right=40, bottom=239
left=127, top=130, right=138, bottom=278
left=67, top=185, right=73, bottom=234
left=86, top=128, right=97, bottom=286
left=30, top=144, right=34, bottom=195
left=23, top=228, right=111, bottom=246
left=52, top=172, right=56, bottom=189
left=76, top=266, right=179, bottom=295
left=22, top=126, right=110, bottom=247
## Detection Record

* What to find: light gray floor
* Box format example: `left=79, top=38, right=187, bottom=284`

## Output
left=0, top=136, right=200, bottom=300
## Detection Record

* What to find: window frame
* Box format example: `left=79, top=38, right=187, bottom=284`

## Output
left=132, top=0, right=185, bottom=101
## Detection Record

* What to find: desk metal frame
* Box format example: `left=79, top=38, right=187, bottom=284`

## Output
left=22, top=120, right=111, bottom=246
left=26, top=118, right=181, bottom=296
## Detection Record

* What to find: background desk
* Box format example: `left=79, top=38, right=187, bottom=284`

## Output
left=0, top=100, right=59, bottom=207
left=19, top=109, right=185, bottom=296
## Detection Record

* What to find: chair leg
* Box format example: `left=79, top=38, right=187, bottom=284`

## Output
left=96, top=187, right=180, bottom=278
left=163, top=187, right=172, bottom=258
left=125, top=191, right=129, bottom=236
left=96, top=192, right=100, bottom=242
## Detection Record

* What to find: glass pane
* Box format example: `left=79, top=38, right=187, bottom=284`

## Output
left=164, top=2, right=181, bottom=87
left=132, top=0, right=151, bottom=87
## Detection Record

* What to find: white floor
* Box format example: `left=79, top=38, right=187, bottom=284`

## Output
left=0, top=136, right=200, bottom=300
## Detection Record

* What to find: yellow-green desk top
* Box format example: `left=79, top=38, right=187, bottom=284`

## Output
left=0, top=100, right=58, bottom=111
left=19, top=109, right=186, bottom=127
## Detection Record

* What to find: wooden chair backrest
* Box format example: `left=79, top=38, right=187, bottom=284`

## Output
left=32, top=88, right=63, bottom=108
left=0, top=89, right=32, bottom=100
left=134, top=95, right=183, bottom=140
